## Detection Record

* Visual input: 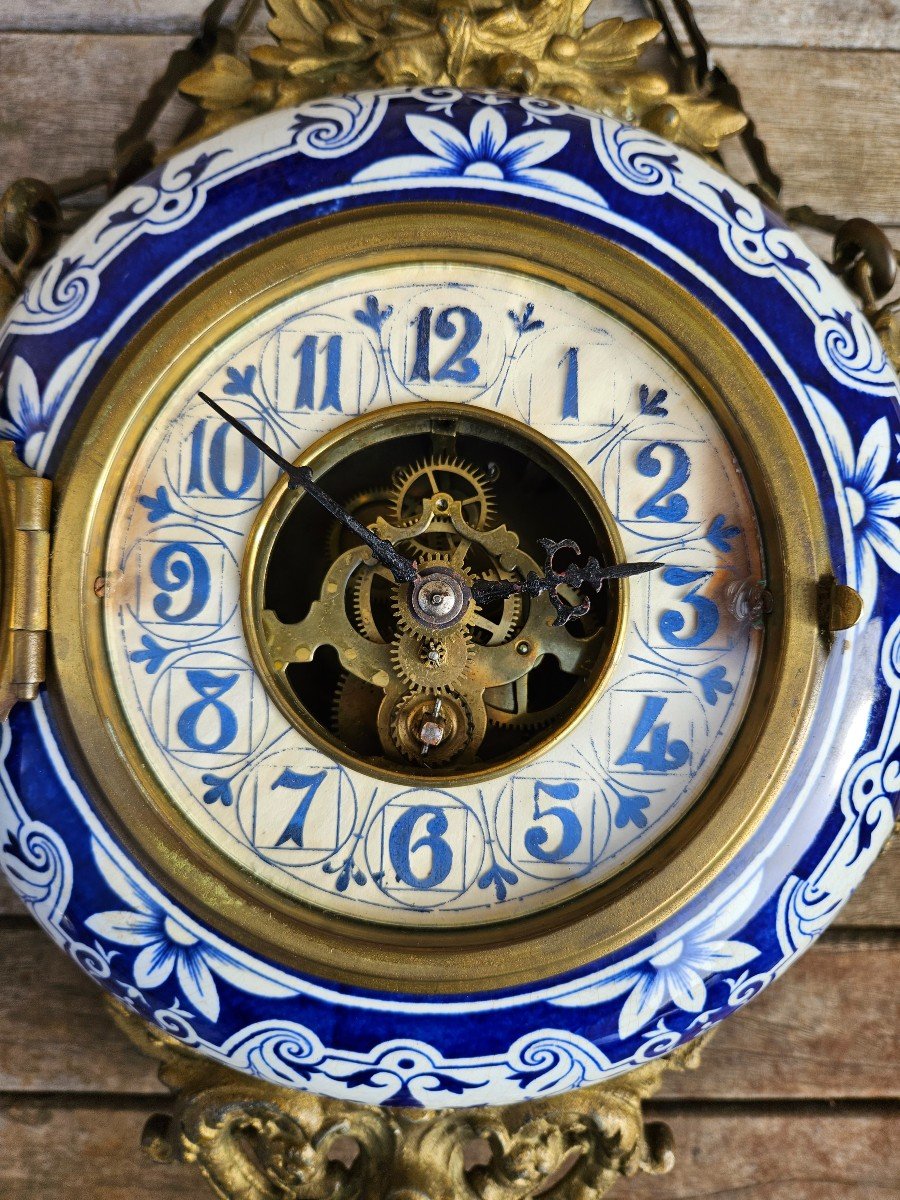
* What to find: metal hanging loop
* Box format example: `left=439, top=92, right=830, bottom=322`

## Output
left=832, top=218, right=899, bottom=306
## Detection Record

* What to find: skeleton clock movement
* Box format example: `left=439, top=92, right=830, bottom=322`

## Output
left=0, top=2, right=897, bottom=1197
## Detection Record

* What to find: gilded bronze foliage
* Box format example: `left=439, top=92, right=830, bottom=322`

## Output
left=111, top=997, right=710, bottom=1200
left=179, top=0, right=746, bottom=153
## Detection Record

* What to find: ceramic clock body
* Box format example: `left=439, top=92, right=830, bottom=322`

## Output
left=0, top=90, right=897, bottom=1108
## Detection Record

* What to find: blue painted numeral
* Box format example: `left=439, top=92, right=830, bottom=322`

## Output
left=524, top=780, right=583, bottom=863
left=410, top=306, right=481, bottom=384
left=150, top=542, right=211, bottom=624
left=388, top=805, right=453, bottom=889
left=560, top=347, right=579, bottom=420
left=294, top=334, right=343, bottom=411
left=177, top=670, right=239, bottom=752
left=659, top=566, right=720, bottom=647
left=187, top=418, right=261, bottom=498
left=273, top=768, right=328, bottom=849
left=635, top=442, right=691, bottom=521
left=617, top=696, right=689, bottom=772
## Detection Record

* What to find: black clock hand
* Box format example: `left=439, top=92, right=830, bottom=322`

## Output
left=198, top=393, right=418, bottom=585
left=470, top=538, right=662, bottom=627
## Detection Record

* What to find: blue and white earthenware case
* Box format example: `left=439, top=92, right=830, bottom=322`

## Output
left=0, top=89, right=897, bottom=1108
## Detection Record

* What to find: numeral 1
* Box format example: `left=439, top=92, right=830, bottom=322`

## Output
left=560, top=347, right=579, bottom=420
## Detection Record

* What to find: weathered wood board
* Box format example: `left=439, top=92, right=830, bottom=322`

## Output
left=0, top=2, right=897, bottom=1197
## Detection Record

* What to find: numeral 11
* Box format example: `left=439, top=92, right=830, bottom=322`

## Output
left=294, top=334, right=343, bottom=411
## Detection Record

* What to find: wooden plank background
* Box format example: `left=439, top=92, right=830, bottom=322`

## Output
left=0, top=2, right=897, bottom=1196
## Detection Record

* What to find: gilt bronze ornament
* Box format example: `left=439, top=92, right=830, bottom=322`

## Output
left=0, top=3, right=896, bottom=1199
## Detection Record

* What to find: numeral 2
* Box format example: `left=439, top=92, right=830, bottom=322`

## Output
left=635, top=441, right=691, bottom=521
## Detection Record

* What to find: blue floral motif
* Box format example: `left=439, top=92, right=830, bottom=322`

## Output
left=478, top=861, right=519, bottom=902
left=816, top=391, right=900, bottom=614
left=613, top=790, right=650, bottom=830
left=553, top=876, right=762, bottom=1038
left=354, top=107, right=607, bottom=205
left=139, top=486, right=175, bottom=522
left=84, top=842, right=297, bottom=1021
left=129, top=635, right=173, bottom=675
left=508, top=302, right=544, bottom=335
left=222, top=364, right=258, bottom=399
left=638, top=384, right=668, bottom=416
left=354, top=294, right=393, bottom=333
left=201, top=774, right=234, bottom=807
left=698, top=666, right=733, bottom=706
left=0, top=340, right=96, bottom=467
left=323, top=853, right=367, bottom=892
left=706, top=514, right=741, bottom=552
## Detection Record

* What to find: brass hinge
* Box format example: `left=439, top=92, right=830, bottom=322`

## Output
left=0, top=441, right=51, bottom=721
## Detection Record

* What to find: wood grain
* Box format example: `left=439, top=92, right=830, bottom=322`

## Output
left=0, top=922, right=895, bottom=1100
left=625, top=1106, right=900, bottom=1199
left=715, top=46, right=900, bottom=224
left=1, top=33, right=899, bottom=226
left=0, top=1100, right=895, bottom=1200
left=1, top=0, right=897, bottom=50
left=0, top=33, right=194, bottom=184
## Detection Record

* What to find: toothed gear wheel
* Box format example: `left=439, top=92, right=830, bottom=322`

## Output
left=389, top=689, right=474, bottom=765
left=350, top=569, right=387, bottom=644
left=391, top=630, right=473, bottom=691
left=327, top=487, right=394, bottom=561
left=391, top=455, right=495, bottom=547
left=392, top=553, right=473, bottom=640
left=483, top=683, right=572, bottom=734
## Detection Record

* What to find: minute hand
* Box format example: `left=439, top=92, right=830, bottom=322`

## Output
left=471, top=538, right=662, bottom=627
left=198, top=393, right=418, bottom=585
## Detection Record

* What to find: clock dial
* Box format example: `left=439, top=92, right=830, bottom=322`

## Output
left=103, top=260, right=764, bottom=927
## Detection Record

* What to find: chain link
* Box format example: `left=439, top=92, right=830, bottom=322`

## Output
left=647, top=0, right=899, bottom=359
left=1, top=0, right=898, bottom=358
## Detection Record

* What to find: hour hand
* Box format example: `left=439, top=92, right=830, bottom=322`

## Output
left=471, top=538, right=662, bottom=626
left=198, top=392, right=418, bottom=585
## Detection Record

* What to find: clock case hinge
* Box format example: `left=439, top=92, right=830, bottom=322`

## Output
left=0, top=441, right=51, bottom=720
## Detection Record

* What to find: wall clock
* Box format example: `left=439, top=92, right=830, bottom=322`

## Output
left=0, top=2, right=897, bottom=1197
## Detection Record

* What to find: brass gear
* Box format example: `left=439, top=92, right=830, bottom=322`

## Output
left=388, top=689, right=474, bottom=766
left=391, top=455, right=495, bottom=550
left=391, top=552, right=474, bottom=641
left=327, top=487, right=394, bottom=561
left=350, top=569, right=387, bottom=644
left=391, top=629, right=473, bottom=692
left=332, top=672, right=384, bottom=756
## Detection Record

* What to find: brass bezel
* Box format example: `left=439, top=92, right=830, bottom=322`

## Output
left=50, top=204, right=831, bottom=993
left=241, top=400, right=629, bottom=787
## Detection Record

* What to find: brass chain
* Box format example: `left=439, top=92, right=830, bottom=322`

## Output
left=647, top=0, right=899, bottom=353
left=1, top=0, right=897, bottom=353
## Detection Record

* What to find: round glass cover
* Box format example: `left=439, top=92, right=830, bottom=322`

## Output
left=103, top=260, right=764, bottom=927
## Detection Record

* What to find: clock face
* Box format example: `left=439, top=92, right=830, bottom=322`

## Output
left=6, top=89, right=892, bottom=1107
left=103, top=259, right=765, bottom=927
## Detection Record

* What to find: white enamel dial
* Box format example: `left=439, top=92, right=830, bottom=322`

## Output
left=104, top=261, right=764, bottom=927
